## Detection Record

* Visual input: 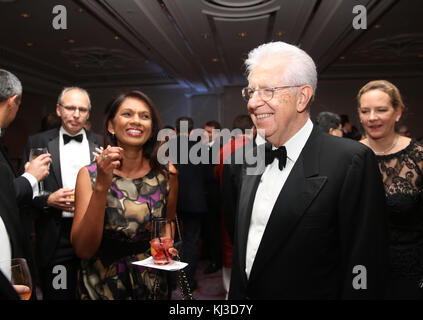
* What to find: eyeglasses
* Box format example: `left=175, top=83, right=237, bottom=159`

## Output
left=60, top=104, right=89, bottom=115
left=241, top=85, right=302, bottom=102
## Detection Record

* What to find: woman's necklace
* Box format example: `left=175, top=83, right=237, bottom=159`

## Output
left=373, top=134, right=399, bottom=155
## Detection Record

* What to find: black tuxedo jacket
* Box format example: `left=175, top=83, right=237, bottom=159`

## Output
left=228, top=126, right=390, bottom=300
left=172, top=135, right=209, bottom=214
left=0, top=163, right=23, bottom=300
left=22, top=128, right=102, bottom=268
left=0, top=143, right=32, bottom=205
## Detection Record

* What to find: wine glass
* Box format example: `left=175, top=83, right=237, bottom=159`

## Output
left=29, top=147, right=49, bottom=196
left=0, top=258, right=33, bottom=300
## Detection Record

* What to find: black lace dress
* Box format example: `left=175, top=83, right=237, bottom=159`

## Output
left=376, top=139, right=423, bottom=299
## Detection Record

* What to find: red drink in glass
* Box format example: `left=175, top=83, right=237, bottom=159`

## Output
left=150, top=237, right=173, bottom=265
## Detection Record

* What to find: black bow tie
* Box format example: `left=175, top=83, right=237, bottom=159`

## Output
left=265, top=143, right=287, bottom=170
left=63, top=134, right=83, bottom=145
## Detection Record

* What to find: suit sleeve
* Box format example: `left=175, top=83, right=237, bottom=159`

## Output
left=21, top=137, right=48, bottom=215
left=338, top=147, right=390, bottom=299
left=12, top=176, right=33, bottom=206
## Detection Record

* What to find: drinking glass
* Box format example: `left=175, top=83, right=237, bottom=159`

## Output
left=150, top=218, right=174, bottom=265
left=0, top=258, right=33, bottom=300
left=29, top=147, right=49, bottom=195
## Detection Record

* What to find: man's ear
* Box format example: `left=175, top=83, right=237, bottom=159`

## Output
left=56, top=104, right=61, bottom=117
left=296, top=85, right=313, bottom=113
left=8, top=95, right=20, bottom=108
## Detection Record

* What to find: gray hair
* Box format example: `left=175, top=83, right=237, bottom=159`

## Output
left=245, top=42, right=317, bottom=97
left=57, top=87, right=91, bottom=110
left=0, top=69, right=23, bottom=102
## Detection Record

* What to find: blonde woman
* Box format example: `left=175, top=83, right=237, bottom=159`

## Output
left=358, top=80, right=423, bottom=299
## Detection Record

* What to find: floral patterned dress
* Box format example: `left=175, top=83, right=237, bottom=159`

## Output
left=77, top=163, right=170, bottom=300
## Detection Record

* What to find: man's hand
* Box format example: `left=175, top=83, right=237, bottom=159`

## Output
left=13, top=285, right=31, bottom=300
left=24, top=153, right=52, bottom=182
left=47, top=188, right=75, bottom=211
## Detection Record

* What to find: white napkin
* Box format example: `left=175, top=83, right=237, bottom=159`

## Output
left=132, top=256, right=188, bottom=271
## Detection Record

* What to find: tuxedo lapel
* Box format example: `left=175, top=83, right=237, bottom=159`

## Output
left=48, top=134, right=62, bottom=188
left=235, top=141, right=266, bottom=286
left=236, top=167, right=262, bottom=286
left=248, top=127, right=327, bottom=282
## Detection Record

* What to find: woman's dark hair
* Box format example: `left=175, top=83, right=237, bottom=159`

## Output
left=104, top=90, right=166, bottom=175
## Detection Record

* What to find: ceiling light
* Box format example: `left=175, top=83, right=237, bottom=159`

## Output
left=67, top=39, right=76, bottom=44
left=114, top=36, right=120, bottom=40
left=76, top=7, right=85, bottom=13
left=212, top=58, right=219, bottom=62
left=20, top=13, right=31, bottom=18
left=373, top=24, right=382, bottom=29
left=201, top=33, right=210, bottom=40
left=339, top=56, right=346, bottom=60
left=276, top=31, right=284, bottom=36
left=25, top=42, right=34, bottom=47
left=237, top=32, right=247, bottom=38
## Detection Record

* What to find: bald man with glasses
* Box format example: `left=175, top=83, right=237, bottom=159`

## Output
left=22, top=87, right=102, bottom=300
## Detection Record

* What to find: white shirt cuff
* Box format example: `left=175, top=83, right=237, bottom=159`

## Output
left=21, top=173, right=39, bottom=198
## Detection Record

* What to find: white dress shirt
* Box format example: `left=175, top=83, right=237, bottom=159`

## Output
left=59, top=126, right=90, bottom=218
left=0, top=217, right=11, bottom=277
left=245, top=119, right=313, bottom=279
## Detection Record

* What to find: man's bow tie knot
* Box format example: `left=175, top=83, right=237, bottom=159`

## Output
left=63, top=134, right=83, bottom=144
left=265, top=143, right=287, bottom=170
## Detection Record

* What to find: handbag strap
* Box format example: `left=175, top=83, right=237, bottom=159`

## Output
left=175, top=212, right=183, bottom=241
left=173, top=212, right=194, bottom=300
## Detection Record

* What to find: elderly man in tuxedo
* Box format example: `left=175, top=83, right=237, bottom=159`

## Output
left=228, top=42, right=389, bottom=300
left=23, top=87, right=102, bottom=299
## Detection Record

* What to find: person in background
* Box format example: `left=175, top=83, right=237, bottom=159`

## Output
left=23, top=87, right=102, bottom=299
left=216, top=114, right=255, bottom=299
left=340, top=114, right=361, bottom=140
left=315, top=111, right=343, bottom=137
left=172, top=116, right=208, bottom=291
left=357, top=80, right=423, bottom=299
left=202, top=120, right=223, bottom=274
left=71, top=90, right=177, bottom=300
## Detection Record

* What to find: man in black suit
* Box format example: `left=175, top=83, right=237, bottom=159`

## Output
left=0, top=69, right=50, bottom=300
left=228, top=42, right=389, bottom=300
left=23, top=87, right=102, bottom=299
left=172, top=117, right=209, bottom=291
left=0, top=162, right=25, bottom=300
left=0, top=69, right=51, bottom=205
